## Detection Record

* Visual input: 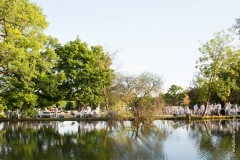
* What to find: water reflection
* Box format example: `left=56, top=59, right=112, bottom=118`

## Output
left=0, top=119, right=239, bottom=160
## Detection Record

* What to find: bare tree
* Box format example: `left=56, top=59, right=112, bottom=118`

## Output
left=113, top=72, right=164, bottom=118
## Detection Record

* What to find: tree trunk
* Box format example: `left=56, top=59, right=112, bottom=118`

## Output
left=77, top=100, right=81, bottom=111
left=105, top=97, right=109, bottom=111
left=102, top=84, right=109, bottom=111
left=202, top=92, right=211, bottom=116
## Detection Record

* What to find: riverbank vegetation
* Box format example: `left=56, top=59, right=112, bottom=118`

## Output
left=0, top=0, right=240, bottom=119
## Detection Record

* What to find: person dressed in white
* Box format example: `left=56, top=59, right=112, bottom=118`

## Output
left=200, top=103, right=205, bottom=115
left=233, top=104, right=238, bottom=115
left=178, top=106, right=184, bottom=115
left=81, top=106, right=85, bottom=111
left=87, top=106, right=91, bottom=114
left=225, top=103, right=228, bottom=115
left=83, top=107, right=88, bottom=114
left=226, top=102, right=231, bottom=115
left=77, top=106, right=85, bottom=118
left=38, top=108, right=41, bottom=118
left=208, top=103, right=213, bottom=116
left=193, top=104, right=198, bottom=115
left=217, top=102, right=221, bottom=115
left=185, top=106, right=190, bottom=114
left=172, top=106, right=178, bottom=115
left=92, top=106, right=100, bottom=117
left=96, top=106, right=100, bottom=113
left=213, top=103, right=218, bottom=115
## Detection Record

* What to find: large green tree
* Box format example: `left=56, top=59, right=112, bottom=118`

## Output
left=0, top=0, right=58, bottom=110
left=33, top=37, right=66, bottom=107
left=164, top=84, right=185, bottom=106
left=196, top=28, right=240, bottom=116
left=55, top=37, right=113, bottom=109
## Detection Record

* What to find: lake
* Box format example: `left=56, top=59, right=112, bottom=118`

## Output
left=0, top=119, right=239, bottom=160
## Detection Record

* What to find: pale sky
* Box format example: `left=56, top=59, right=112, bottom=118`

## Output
left=31, top=0, right=240, bottom=92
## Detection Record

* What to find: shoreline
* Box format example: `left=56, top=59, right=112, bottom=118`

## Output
left=0, top=115, right=239, bottom=122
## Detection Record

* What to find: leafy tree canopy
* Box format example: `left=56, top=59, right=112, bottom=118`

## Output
left=164, top=84, right=185, bottom=106
left=196, top=28, right=240, bottom=115
left=55, top=37, right=113, bottom=108
left=0, top=0, right=59, bottom=110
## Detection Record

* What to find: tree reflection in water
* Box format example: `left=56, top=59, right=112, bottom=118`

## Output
left=106, top=120, right=170, bottom=160
left=0, top=120, right=239, bottom=159
left=188, top=119, right=240, bottom=159
left=0, top=120, right=169, bottom=160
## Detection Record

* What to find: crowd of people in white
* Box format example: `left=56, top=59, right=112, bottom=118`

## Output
left=164, top=102, right=240, bottom=116
left=5, top=105, right=101, bottom=119
left=163, top=105, right=191, bottom=116
left=6, top=109, right=21, bottom=119
left=76, top=106, right=101, bottom=118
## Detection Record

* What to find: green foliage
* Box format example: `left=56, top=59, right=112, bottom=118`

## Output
left=56, top=101, right=67, bottom=109
left=107, top=104, right=134, bottom=121
left=164, top=84, right=185, bottom=106
left=34, top=37, right=66, bottom=107
left=0, top=0, right=59, bottom=109
left=65, top=101, right=73, bottom=110
left=0, top=112, right=6, bottom=118
left=55, top=37, right=113, bottom=107
left=196, top=28, right=240, bottom=102
left=187, top=87, right=201, bottom=107
left=196, top=28, right=240, bottom=115
left=0, top=97, right=7, bottom=112
left=21, top=108, right=38, bottom=118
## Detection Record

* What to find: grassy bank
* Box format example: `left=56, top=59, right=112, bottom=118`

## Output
left=0, top=114, right=239, bottom=122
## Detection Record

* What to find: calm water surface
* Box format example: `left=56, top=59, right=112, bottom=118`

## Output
left=0, top=119, right=239, bottom=160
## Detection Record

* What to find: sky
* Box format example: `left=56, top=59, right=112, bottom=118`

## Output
left=31, top=0, right=240, bottom=92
